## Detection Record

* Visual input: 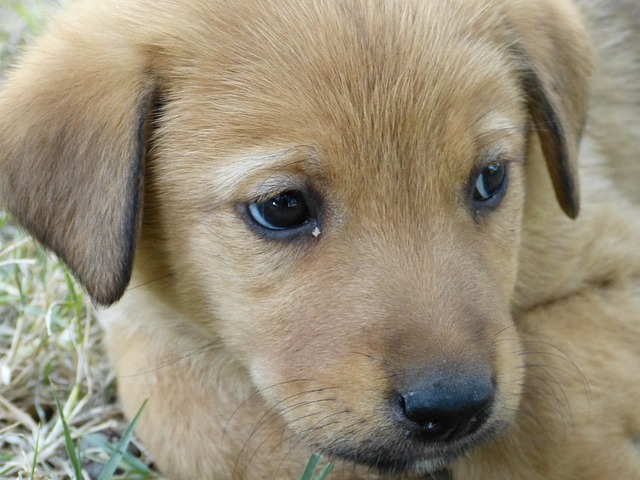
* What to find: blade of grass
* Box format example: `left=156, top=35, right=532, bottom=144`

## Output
left=299, top=454, right=322, bottom=480
left=97, top=399, right=148, bottom=480
left=62, top=266, right=83, bottom=323
left=0, top=466, right=14, bottom=476
left=315, top=461, right=334, bottom=480
left=300, top=454, right=334, bottom=480
left=53, top=392, right=83, bottom=480
left=86, top=434, right=153, bottom=475
left=30, top=426, right=40, bottom=480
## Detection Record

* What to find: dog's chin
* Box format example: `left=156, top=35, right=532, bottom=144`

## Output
left=317, top=419, right=508, bottom=476
left=323, top=444, right=456, bottom=477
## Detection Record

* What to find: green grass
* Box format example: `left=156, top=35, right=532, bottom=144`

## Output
left=299, top=455, right=334, bottom=480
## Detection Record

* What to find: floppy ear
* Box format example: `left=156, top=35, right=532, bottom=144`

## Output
left=507, top=0, right=592, bottom=218
left=0, top=12, right=153, bottom=305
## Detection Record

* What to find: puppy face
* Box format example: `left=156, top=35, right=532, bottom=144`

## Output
left=153, top=15, right=526, bottom=472
left=0, top=0, right=591, bottom=475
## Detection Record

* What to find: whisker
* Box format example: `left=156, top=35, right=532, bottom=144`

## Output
left=271, top=409, right=355, bottom=475
left=519, top=339, right=590, bottom=395
left=233, top=387, right=339, bottom=476
left=244, top=387, right=339, bottom=443
left=116, top=342, right=220, bottom=377
left=222, top=378, right=313, bottom=448
left=242, top=409, right=327, bottom=476
left=125, top=272, right=174, bottom=291
left=521, top=364, right=573, bottom=420
left=233, top=388, right=322, bottom=469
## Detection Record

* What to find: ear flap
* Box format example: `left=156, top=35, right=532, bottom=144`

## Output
left=0, top=13, right=153, bottom=305
left=506, top=0, right=593, bottom=218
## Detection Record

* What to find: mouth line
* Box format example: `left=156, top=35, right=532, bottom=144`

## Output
left=314, top=419, right=508, bottom=475
left=319, top=441, right=463, bottom=475
left=415, top=467, right=454, bottom=480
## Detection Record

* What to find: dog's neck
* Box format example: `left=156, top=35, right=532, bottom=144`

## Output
left=512, top=139, right=640, bottom=313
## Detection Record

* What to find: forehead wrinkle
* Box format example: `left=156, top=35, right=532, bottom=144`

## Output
left=213, top=146, right=321, bottom=194
left=473, top=113, right=528, bottom=159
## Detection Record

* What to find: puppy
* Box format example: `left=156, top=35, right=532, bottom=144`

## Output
left=1, top=0, right=639, bottom=478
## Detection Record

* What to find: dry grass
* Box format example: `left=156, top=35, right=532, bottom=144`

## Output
left=0, top=2, right=158, bottom=478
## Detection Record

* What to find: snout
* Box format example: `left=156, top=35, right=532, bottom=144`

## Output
left=394, top=369, right=495, bottom=443
left=312, top=364, right=502, bottom=473
left=252, top=236, right=523, bottom=474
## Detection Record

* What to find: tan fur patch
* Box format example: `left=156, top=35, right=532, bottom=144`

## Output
left=1, top=0, right=639, bottom=478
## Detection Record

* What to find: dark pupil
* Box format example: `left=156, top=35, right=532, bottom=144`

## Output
left=260, top=191, right=309, bottom=228
left=474, top=163, right=505, bottom=201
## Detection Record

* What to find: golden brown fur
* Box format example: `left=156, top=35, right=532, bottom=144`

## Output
left=0, top=0, right=639, bottom=478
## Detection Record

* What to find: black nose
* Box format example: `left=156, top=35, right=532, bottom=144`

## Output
left=396, top=371, right=494, bottom=442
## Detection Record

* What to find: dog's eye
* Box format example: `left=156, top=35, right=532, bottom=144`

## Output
left=472, top=162, right=507, bottom=203
left=248, top=190, right=311, bottom=230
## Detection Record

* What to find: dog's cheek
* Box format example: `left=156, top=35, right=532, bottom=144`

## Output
left=478, top=163, right=527, bottom=301
left=229, top=243, right=522, bottom=442
left=471, top=166, right=528, bottom=422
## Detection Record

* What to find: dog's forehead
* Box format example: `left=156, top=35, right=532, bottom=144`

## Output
left=155, top=0, right=526, bottom=206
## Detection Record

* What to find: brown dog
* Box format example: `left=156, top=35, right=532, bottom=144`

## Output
left=1, top=0, right=639, bottom=478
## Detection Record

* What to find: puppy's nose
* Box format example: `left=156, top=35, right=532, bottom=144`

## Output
left=396, top=372, right=494, bottom=442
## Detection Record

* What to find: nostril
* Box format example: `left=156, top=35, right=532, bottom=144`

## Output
left=396, top=375, right=494, bottom=443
